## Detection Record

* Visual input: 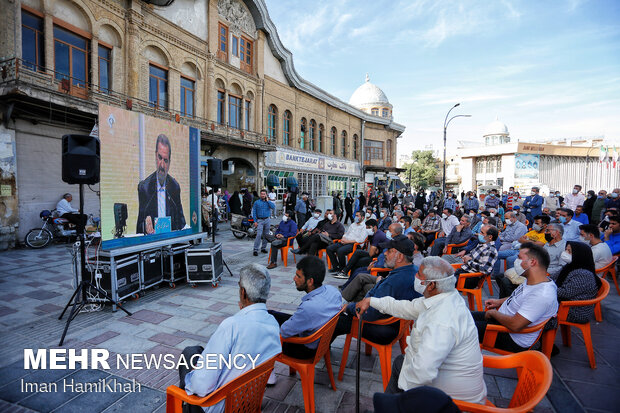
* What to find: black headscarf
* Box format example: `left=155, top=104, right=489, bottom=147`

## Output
left=555, top=241, right=601, bottom=289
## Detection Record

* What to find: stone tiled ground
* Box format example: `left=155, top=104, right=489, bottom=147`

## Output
left=0, top=223, right=619, bottom=412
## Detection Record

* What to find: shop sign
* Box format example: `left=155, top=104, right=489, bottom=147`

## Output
left=265, top=149, right=360, bottom=175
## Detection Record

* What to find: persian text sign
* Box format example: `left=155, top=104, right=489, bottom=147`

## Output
left=265, top=149, right=360, bottom=175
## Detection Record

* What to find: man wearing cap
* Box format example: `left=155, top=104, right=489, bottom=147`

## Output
left=512, top=205, right=527, bottom=225
left=356, top=256, right=486, bottom=403
left=523, top=187, right=543, bottom=226
left=332, top=235, right=420, bottom=346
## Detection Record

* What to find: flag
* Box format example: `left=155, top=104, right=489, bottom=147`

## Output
left=613, top=146, right=619, bottom=168
left=599, top=146, right=606, bottom=163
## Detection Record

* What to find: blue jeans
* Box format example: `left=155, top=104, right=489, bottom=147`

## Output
left=493, top=249, right=519, bottom=275
left=254, top=218, right=270, bottom=252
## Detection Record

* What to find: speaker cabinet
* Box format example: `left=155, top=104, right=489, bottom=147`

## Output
left=62, top=134, right=100, bottom=184
left=207, top=158, right=223, bottom=187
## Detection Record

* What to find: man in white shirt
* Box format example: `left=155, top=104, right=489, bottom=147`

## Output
left=326, top=211, right=368, bottom=273
left=544, top=224, right=566, bottom=276
left=56, top=193, right=87, bottom=230
left=557, top=208, right=581, bottom=242
left=565, top=185, right=585, bottom=212
left=439, top=208, right=459, bottom=238
left=472, top=242, right=558, bottom=352
left=579, top=224, right=613, bottom=270
left=356, top=256, right=486, bottom=403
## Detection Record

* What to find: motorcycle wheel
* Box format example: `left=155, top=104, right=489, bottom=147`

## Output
left=232, top=230, right=247, bottom=239
left=25, top=228, right=53, bottom=248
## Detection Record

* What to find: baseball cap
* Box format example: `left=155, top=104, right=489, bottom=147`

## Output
left=379, top=235, right=414, bottom=256
left=512, top=205, right=520, bottom=210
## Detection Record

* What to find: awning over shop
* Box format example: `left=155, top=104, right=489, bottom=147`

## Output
left=286, top=176, right=299, bottom=188
left=390, top=179, right=406, bottom=191
left=266, top=173, right=280, bottom=187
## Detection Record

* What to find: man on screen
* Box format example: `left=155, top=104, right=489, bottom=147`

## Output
left=137, top=134, right=185, bottom=234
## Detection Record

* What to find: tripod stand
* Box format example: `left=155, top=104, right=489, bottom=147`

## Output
left=58, top=184, right=132, bottom=346
left=210, top=189, right=233, bottom=277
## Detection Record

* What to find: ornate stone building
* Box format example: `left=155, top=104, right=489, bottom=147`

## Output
left=0, top=0, right=404, bottom=247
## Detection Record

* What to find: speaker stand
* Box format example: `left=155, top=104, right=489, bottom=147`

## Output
left=58, top=184, right=132, bottom=346
left=210, top=189, right=233, bottom=277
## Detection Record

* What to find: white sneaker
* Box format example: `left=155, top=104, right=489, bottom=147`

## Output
left=333, top=272, right=348, bottom=279
left=267, top=370, right=277, bottom=386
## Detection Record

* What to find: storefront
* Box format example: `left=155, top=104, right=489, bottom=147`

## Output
left=264, top=148, right=361, bottom=199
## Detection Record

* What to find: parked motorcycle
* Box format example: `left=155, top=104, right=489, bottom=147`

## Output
left=229, top=213, right=275, bottom=239
left=24, top=210, right=100, bottom=248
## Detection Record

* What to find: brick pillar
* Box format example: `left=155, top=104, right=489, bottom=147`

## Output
left=126, top=10, right=142, bottom=98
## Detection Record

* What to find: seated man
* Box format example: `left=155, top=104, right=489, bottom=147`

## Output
left=365, top=206, right=377, bottom=220
left=579, top=224, right=613, bottom=269
left=377, top=208, right=392, bottom=233
left=409, top=209, right=423, bottom=230
left=327, top=211, right=368, bottom=273
left=56, top=193, right=87, bottom=230
left=471, top=243, right=558, bottom=352
left=498, top=212, right=528, bottom=251
left=557, top=207, right=581, bottom=242
left=494, top=215, right=549, bottom=278
left=471, top=211, right=490, bottom=234
left=602, top=215, right=620, bottom=255
left=400, top=215, right=416, bottom=236
left=430, top=215, right=472, bottom=256
left=295, top=209, right=324, bottom=249
left=512, top=205, right=527, bottom=225
left=543, top=223, right=566, bottom=277
left=268, top=256, right=342, bottom=373
left=407, top=232, right=426, bottom=268
left=420, top=209, right=441, bottom=248
left=292, top=210, right=345, bottom=256
left=180, top=264, right=282, bottom=413
left=334, top=218, right=387, bottom=279
left=444, top=225, right=499, bottom=289
left=439, top=208, right=460, bottom=239
left=266, top=211, right=298, bottom=269
left=333, top=236, right=421, bottom=345
left=573, top=205, right=589, bottom=225
left=356, top=257, right=486, bottom=403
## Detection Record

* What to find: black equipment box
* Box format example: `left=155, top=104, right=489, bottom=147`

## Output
left=163, top=243, right=189, bottom=285
left=85, top=253, right=140, bottom=301
left=140, top=248, right=163, bottom=290
left=186, top=242, right=223, bottom=286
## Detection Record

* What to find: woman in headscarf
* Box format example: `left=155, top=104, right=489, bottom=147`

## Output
left=344, top=192, right=354, bottom=224
left=552, top=241, right=601, bottom=323
left=242, top=189, right=253, bottom=217
left=229, top=190, right=242, bottom=215
left=582, top=190, right=596, bottom=222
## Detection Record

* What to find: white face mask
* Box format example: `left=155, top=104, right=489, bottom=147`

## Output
left=354, top=216, right=361, bottom=223
left=366, top=228, right=374, bottom=236
left=579, top=235, right=590, bottom=245
left=442, top=213, right=448, bottom=219
left=469, top=212, right=475, bottom=217
left=414, top=277, right=427, bottom=295
left=386, top=231, right=393, bottom=240
left=399, top=222, right=406, bottom=229
left=532, top=223, right=542, bottom=231
left=490, top=213, right=495, bottom=217
left=314, top=213, right=320, bottom=219
left=513, top=258, right=526, bottom=276
left=327, top=214, right=334, bottom=220
left=282, top=216, right=288, bottom=222
left=560, top=251, right=572, bottom=265
left=366, top=213, right=371, bottom=218
left=572, top=189, right=579, bottom=194
left=380, top=212, right=385, bottom=218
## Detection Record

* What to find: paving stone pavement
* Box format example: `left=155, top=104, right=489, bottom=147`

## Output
left=0, top=223, right=619, bottom=412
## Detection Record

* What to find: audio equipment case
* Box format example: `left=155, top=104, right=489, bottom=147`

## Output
left=185, top=242, right=223, bottom=287
left=163, top=243, right=190, bottom=287
left=85, top=252, right=141, bottom=302
left=140, top=248, right=164, bottom=290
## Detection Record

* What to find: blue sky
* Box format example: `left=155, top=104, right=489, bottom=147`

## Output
left=263, top=0, right=620, bottom=157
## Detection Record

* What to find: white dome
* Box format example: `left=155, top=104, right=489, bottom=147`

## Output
left=484, top=118, right=509, bottom=136
left=349, top=74, right=391, bottom=108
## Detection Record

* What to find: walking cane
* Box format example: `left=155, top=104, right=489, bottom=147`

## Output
left=355, top=307, right=363, bottom=413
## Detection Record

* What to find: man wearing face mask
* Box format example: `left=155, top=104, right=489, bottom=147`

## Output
left=326, top=211, right=368, bottom=274
left=573, top=205, right=589, bottom=225
left=365, top=207, right=378, bottom=220
left=591, top=190, right=607, bottom=225
left=603, top=215, right=620, bottom=255
left=556, top=208, right=581, bottom=242
left=292, top=209, right=345, bottom=256
left=420, top=210, right=441, bottom=247
left=332, top=236, right=420, bottom=350
left=498, top=212, right=528, bottom=251
left=606, top=188, right=620, bottom=210
left=543, top=191, right=560, bottom=213
left=511, top=205, right=527, bottom=225
left=356, top=257, right=486, bottom=402
left=579, top=224, right=613, bottom=269
left=565, top=185, right=585, bottom=212
left=439, top=208, right=459, bottom=239
left=504, top=187, right=515, bottom=211
left=294, top=193, right=308, bottom=228
left=543, top=223, right=566, bottom=276
left=463, top=192, right=479, bottom=213
left=443, top=191, right=457, bottom=212
left=334, top=219, right=388, bottom=280
left=472, top=242, right=558, bottom=353
left=523, top=187, right=543, bottom=226
left=430, top=215, right=473, bottom=257
left=266, top=212, right=298, bottom=269
left=484, top=190, right=500, bottom=211
left=399, top=216, right=416, bottom=236
left=377, top=208, right=392, bottom=232
left=448, top=225, right=499, bottom=289
left=295, top=209, right=323, bottom=248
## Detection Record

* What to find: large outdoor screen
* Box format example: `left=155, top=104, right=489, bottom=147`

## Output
left=98, top=104, right=200, bottom=249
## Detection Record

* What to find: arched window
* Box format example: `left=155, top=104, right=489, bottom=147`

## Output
left=300, top=117, right=307, bottom=149
left=353, top=134, right=358, bottom=159
left=267, top=104, right=277, bottom=142
left=387, top=139, right=393, bottom=164
left=371, top=108, right=379, bottom=116
left=309, top=120, right=316, bottom=151
left=341, top=131, right=347, bottom=157
left=283, top=110, right=291, bottom=146
left=330, top=127, right=337, bottom=156
left=382, top=108, right=389, bottom=118
left=318, top=124, right=324, bottom=153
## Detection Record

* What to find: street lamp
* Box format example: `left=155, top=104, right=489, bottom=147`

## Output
left=443, top=104, right=471, bottom=194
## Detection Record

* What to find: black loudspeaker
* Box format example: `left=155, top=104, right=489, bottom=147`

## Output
left=207, top=158, right=223, bottom=187
left=62, top=134, right=100, bottom=184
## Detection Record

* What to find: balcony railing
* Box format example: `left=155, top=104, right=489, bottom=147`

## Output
left=0, top=57, right=274, bottom=149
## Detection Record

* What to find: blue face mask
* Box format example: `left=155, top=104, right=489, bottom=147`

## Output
left=558, top=216, right=567, bottom=224
left=598, top=196, right=604, bottom=199
left=478, top=234, right=486, bottom=243
left=386, top=231, right=393, bottom=240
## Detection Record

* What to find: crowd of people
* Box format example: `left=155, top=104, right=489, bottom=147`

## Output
left=182, top=183, right=619, bottom=412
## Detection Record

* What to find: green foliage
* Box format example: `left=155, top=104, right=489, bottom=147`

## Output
left=402, top=150, right=439, bottom=189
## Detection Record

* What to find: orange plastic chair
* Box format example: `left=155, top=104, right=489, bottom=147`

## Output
left=276, top=307, right=344, bottom=413
left=480, top=318, right=555, bottom=359
left=450, top=262, right=494, bottom=298
left=369, top=267, right=391, bottom=277
left=318, top=239, right=339, bottom=269
left=596, top=256, right=618, bottom=297
left=165, top=354, right=278, bottom=413
left=347, top=240, right=368, bottom=260
left=544, top=278, right=610, bottom=369
left=338, top=316, right=410, bottom=390
left=453, top=352, right=553, bottom=413
left=445, top=240, right=468, bottom=255
left=267, top=235, right=297, bottom=267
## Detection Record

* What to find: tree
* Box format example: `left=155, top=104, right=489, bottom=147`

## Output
left=402, top=150, right=439, bottom=189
